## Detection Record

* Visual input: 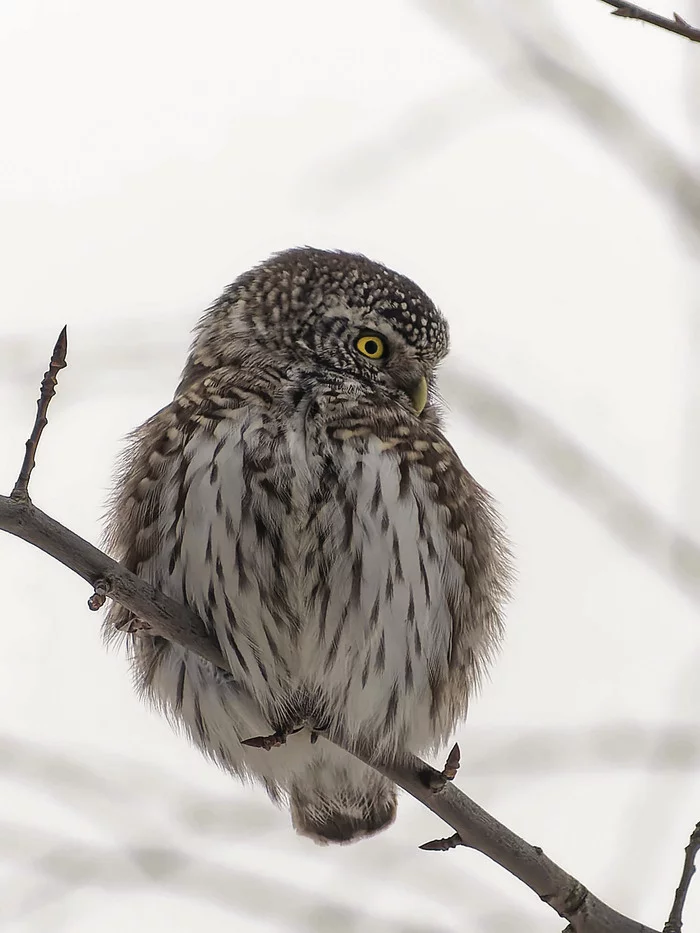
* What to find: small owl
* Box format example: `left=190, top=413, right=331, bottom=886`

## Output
left=104, top=247, right=509, bottom=844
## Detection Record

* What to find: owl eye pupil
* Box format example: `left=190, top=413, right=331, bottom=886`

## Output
left=356, top=334, right=386, bottom=359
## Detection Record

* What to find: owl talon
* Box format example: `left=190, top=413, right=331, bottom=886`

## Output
left=241, top=725, right=306, bottom=750
left=113, top=613, right=151, bottom=634
left=419, top=832, right=463, bottom=852
left=241, top=731, right=288, bottom=750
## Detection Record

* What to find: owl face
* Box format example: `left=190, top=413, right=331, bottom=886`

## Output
left=185, top=248, right=450, bottom=414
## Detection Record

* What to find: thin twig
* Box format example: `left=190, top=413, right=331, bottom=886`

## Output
left=0, top=332, right=667, bottom=933
left=664, top=822, right=700, bottom=933
left=10, top=326, right=68, bottom=503
left=598, top=1, right=700, bottom=43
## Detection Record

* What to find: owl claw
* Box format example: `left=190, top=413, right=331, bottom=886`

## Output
left=241, top=725, right=306, bottom=750
left=112, top=613, right=151, bottom=634
left=241, top=731, right=288, bottom=750
left=419, top=832, right=463, bottom=852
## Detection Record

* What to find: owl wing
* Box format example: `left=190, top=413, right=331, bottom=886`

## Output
left=102, top=395, right=195, bottom=682
left=102, top=372, right=259, bottom=685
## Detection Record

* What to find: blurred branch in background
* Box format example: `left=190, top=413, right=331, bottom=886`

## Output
left=678, top=0, right=700, bottom=549
left=307, top=77, right=522, bottom=202
left=441, top=367, right=700, bottom=602
left=414, top=0, right=700, bottom=541
left=2, top=725, right=697, bottom=930
left=2, top=722, right=697, bottom=930
left=2, top=826, right=447, bottom=933
left=313, top=2, right=699, bottom=225
left=416, top=0, right=700, bottom=234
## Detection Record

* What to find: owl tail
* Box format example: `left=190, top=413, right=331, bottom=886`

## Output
left=290, top=758, right=396, bottom=845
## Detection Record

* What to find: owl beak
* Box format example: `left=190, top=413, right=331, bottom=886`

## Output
left=411, top=376, right=428, bottom=415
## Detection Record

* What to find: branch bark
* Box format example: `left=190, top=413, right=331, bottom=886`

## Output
left=598, top=1, right=700, bottom=43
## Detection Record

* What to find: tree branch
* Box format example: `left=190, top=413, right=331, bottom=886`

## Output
left=1, top=329, right=690, bottom=932
left=598, top=1, right=700, bottom=43
left=0, top=492, right=662, bottom=933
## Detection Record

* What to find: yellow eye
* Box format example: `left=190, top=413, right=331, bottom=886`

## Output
left=355, top=334, right=386, bottom=360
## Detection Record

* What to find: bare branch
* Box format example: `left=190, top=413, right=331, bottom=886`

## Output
left=0, top=492, right=664, bottom=933
left=10, top=326, right=67, bottom=503
left=374, top=752, right=662, bottom=933
left=0, top=334, right=670, bottom=933
left=598, top=1, right=700, bottom=43
left=664, top=822, right=700, bottom=933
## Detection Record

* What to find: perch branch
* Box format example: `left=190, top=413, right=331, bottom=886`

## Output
left=0, top=491, right=663, bottom=933
left=597, top=1, right=700, bottom=43
left=0, top=329, right=677, bottom=933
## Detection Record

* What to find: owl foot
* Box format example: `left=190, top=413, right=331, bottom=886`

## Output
left=112, top=613, right=151, bottom=634
left=422, top=743, right=461, bottom=792
left=241, top=725, right=305, bottom=750
left=241, top=731, right=288, bottom=750
left=419, top=832, right=463, bottom=852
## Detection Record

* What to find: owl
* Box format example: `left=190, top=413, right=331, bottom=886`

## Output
left=104, top=247, right=510, bottom=844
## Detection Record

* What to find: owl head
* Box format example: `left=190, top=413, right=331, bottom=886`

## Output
left=180, top=247, right=450, bottom=416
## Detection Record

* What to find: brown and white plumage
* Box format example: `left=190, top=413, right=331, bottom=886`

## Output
left=104, top=247, right=510, bottom=843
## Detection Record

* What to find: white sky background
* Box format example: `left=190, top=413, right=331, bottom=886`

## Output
left=0, top=1, right=698, bottom=931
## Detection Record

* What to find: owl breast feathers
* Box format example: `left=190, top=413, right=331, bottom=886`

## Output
left=104, top=247, right=510, bottom=844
